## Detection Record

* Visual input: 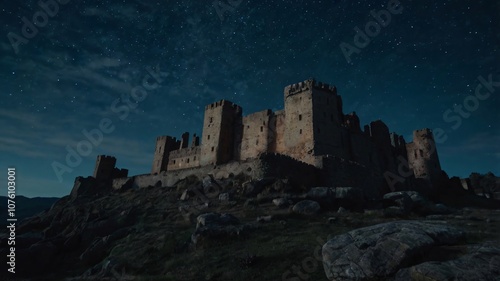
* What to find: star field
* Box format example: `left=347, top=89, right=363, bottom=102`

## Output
left=0, top=0, right=498, bottom=197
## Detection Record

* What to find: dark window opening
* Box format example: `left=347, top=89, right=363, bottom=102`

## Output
left=260, top=126, right=263, bottom=132
left=209, top=117, right=213, bottom=123
left=173, top=160, right=176, bottom=164
left=187, top=158, right=190, bottom=163
left=194, top=156, right=196, bottom=161
left=256, top=140, right=259, bottom=145
left=207, top=135, right=210, bottom=140
left=419, top=150, right=424, bottom=157
left=211, top=147, right=215, bottom=152
left=299, top=114, right=302, bottom=121
left=299, top=129, right=302, bottom=134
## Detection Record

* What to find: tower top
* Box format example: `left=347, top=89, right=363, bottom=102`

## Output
left=284, top=78, right=337, bottom=98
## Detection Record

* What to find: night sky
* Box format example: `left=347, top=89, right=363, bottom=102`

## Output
left=0, top=0, right=498, bottom=198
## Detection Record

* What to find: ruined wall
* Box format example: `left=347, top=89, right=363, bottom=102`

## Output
left=239, top=109, right=273, bottom=160
left=200, top=100, right=242, bottom=166
left=113, top=153, right=320, bottom=190
left=320, top=156, right=386, bottom=199
left=151, top=136, right=179, bottom=174
left=406, top=128, right=442, bottom=181
left=167, top=146, right=201, bottom=171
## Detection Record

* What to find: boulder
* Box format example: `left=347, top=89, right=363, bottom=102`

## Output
left=395, top=242, right=500, bottom=280
left=272, top=198, right=290, bottom=208
left=292, top=200, right=320, bottom=215
left=219, top=193, right=230, bottom=201
left=322, top=221, right=465, bottom=280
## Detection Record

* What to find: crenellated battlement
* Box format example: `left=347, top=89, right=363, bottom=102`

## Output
left=205, top=99, right=242, bottom=113
left=284, top=78, right=337, bottom=97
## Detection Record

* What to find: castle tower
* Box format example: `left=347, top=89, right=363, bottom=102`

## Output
left=406, top=128, right=442, bottom=181
left=151, top=136, right=179, bottom=174
left=200, top=100, right=242, bottom=166
left=93, top=155, right=117, bottom=181
left=282, top=78, right=347, bottom=163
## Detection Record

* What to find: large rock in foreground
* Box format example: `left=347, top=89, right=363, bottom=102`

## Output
left=395, top=242, right=500, bottom=281
left=322, top=221, right=465, bottom=280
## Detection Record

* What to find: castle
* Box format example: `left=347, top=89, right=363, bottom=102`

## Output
left=93, top=78, right=443, bottom=194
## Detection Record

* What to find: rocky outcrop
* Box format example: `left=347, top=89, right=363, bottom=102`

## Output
left=322, top=221, right=466, bottom=280
left=395, top=242, right=500, bottom=280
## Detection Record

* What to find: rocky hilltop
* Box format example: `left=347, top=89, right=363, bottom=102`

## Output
left=1, top=173, right=499, bottom=280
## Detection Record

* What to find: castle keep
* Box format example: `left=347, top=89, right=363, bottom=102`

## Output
left=149, top=78, right=442, bottom=185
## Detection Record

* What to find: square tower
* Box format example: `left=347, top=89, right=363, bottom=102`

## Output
left=93, top=155, right=117, bottom=180
left=151, top=136, right=179, bottom=174
left=200, top=100, right=242, bottom=166
left=283, top=79, right=347, bottom=163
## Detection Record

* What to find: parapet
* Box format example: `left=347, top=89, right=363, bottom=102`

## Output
left=284, top=78, right=337, bottom=97
left=96, top=155, right=116, bottom=162
left=413, top=128, right=435, bottom=140
left=205, top=99, right=242, bottom=114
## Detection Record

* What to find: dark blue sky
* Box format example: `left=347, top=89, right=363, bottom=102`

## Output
left=0, top=0, right=498, bottom=197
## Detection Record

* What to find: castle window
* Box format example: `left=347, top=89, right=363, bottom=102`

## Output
left=187, top=158, right=190, bottom=163
left=263, top=121, right=266, bottom=125
left=173, top=160, right=176, bottom=164
left=158, top=146, right=161, bottom=152
left=209, top=117, right=213, bottom=123
left=299, top=114, right=302, bottom=121
left=260, top=126, right=263, bottom=132
left=194, top=156, right=196, bottom=160
left=414, top=150, right=418, bottom=159
left=211, top=147, right=214, bottom=152
left=300, top=129, right=302, bottom=134
left=419, top=150, right=424, bottom=157
left=256, top=140, right=259, bottom=145
left=208, top=135, right=210, bottom=140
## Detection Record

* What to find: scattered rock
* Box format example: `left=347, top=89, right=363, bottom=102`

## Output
left=272, top=198, right=290, bottom=208
left=337, top=207, right=347, bottom=214
left=191, top=213, right=253, bottom=246
left=292, top=200, right=320, bottom=215
left=218, top=193, right=230, bottom=201
left=256, top=215, right=273, bottom=223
